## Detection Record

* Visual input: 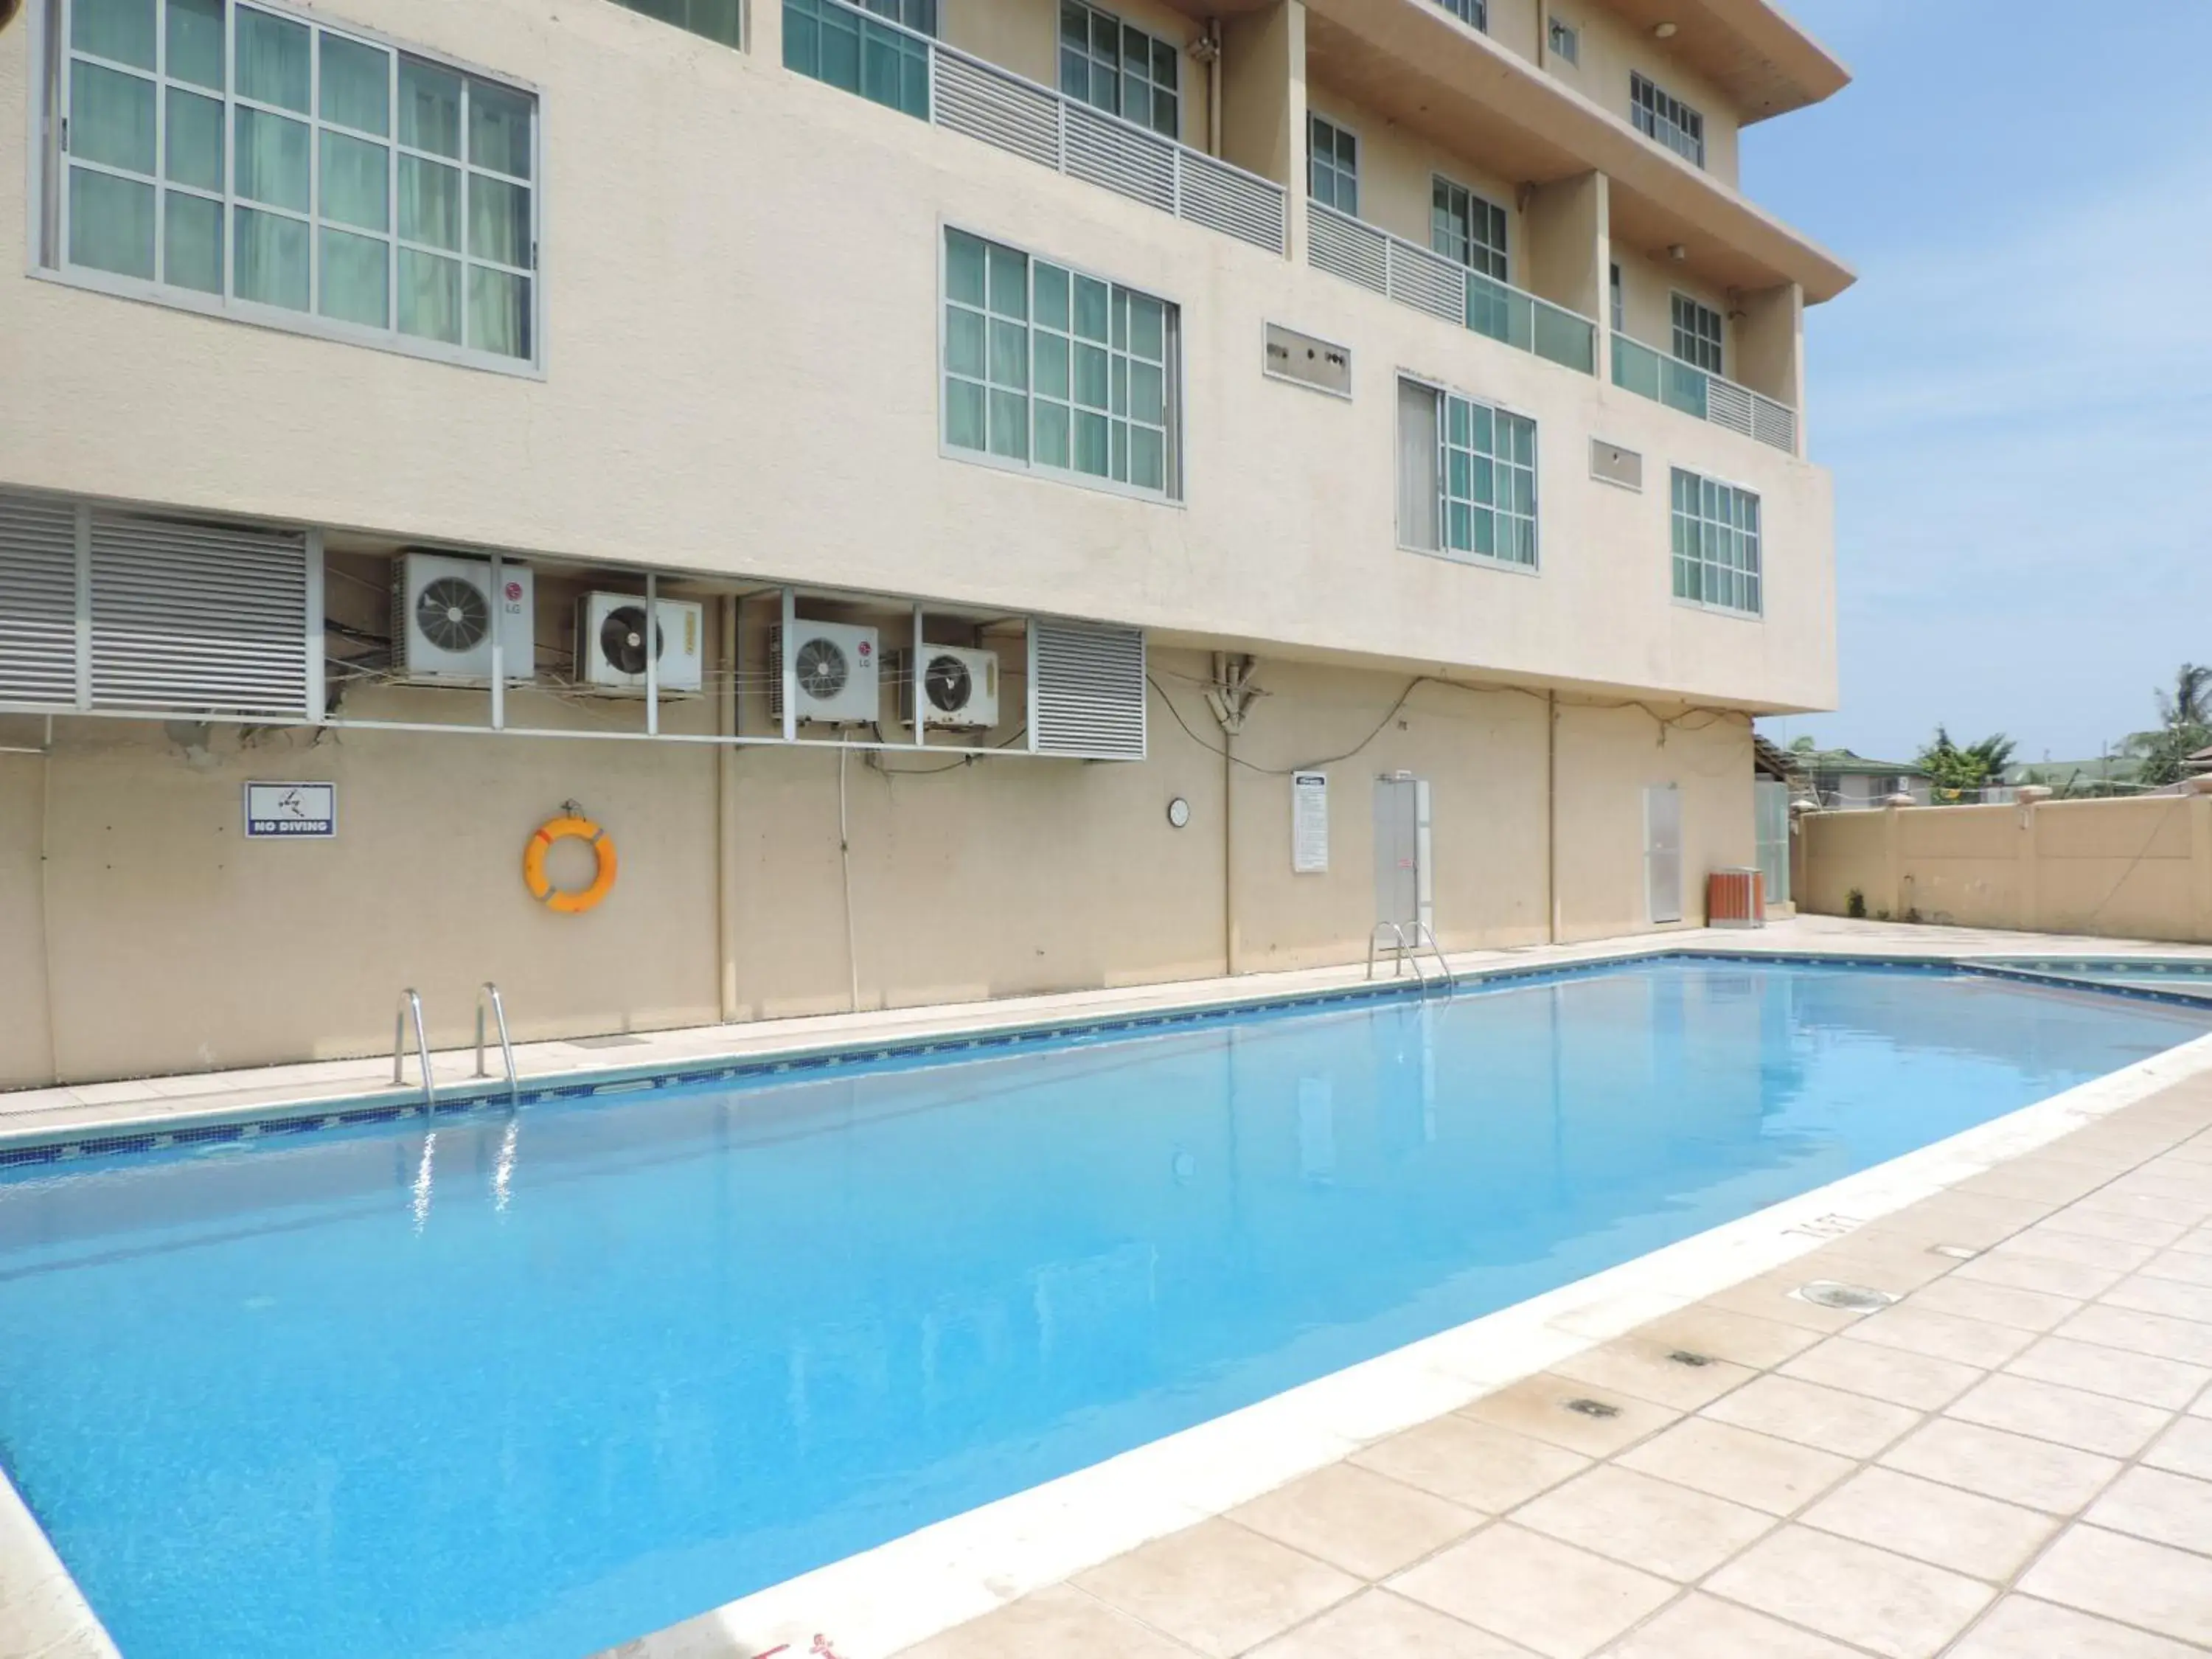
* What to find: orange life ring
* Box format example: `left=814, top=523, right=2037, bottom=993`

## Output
left=524, top=815, right=616, bottom=914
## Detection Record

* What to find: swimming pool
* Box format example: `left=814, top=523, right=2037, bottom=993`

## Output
left=1983, top=957, right=2212, bottom=998
left=0, top=959, right=2204, bottom=1658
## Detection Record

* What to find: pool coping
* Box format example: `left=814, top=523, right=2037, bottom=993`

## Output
left=5, top=932, right=2212, bottom=1659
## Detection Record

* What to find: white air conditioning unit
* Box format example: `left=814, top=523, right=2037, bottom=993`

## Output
left=393, top=552, right=533, bottom=684
left=577, top=593, right=704, bottom=695
left=897, top=644, right=1001, bottom=732
left=769, top=622, right=879, bottom=726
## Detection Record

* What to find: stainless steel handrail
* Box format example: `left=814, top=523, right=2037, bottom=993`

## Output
left=475, top=982, right=518, bottom=1105
left=392, top=988, right=436, bottom=1112
left=1405, top=922, right=1454, bottom=990
left=1367, top=922, right=1427, bottom=985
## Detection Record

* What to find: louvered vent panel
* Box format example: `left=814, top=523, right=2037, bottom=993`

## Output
left=0, top=495, right=80, bottom=709
left=1032, top=618, right=1145, bottom=760
left=88, top=514, right=310, bottom=717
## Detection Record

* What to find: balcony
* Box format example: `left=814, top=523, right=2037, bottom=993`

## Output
left=1307, top=203, right=1598, bottom=375
left=1611, top=334, right=1797, bottom=453
left=783, top=0, right=1287, bottom=255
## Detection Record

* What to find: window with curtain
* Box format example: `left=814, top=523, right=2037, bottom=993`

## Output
left=1671, top=293, right=1725, bottom=375
left=1307, top=114, right=1357, bottom=215
left=784, top=0, right=931, bottom=117
left=47, top=0, right=538, bottom=366
left=1430, top=175, right=1506, bottom=280
left=1671, top=467, right=1761, bottom=615
left=1059, top=1, right=1178, bottom=139
left=1630, top=72, right=1705, bottom=167
left=942, top=228, right=1179, bottom=501
left=608, top=0, right=744, bottom=47
left=1396, top=378, right=1538, bottom=568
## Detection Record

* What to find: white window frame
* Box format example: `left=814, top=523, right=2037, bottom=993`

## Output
left=1436, top=0, right=1487, bottom=32
left=26, top=0, right=543, bottom=378
left=1307, top=110, right=1359, bottom=216
left=1669, top=291, right=1724, bottom=375
left=1630, top=71, right=1705, bottom=168
left=1547, top=15, right=1579, bottom=65
left=1669, top=465, right=1763, bottom=619
left=1059, top=0, right=1179, bottom=140
left=1430, top=173, right=1507, bottom=282
left=937, top=221, right=1184, bottom=507
left=1394, top=372, right=1540, bottom=575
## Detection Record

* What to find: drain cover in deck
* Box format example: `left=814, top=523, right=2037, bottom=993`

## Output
left=1792, top=1280, right=1897, bottom=1312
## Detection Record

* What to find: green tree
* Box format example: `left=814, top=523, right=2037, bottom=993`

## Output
left=1916, top=727, right=2015, bottom=803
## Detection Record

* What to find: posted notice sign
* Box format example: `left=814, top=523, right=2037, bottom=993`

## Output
left=1291, top=771, right=1329, bottom=874
left=244, top=782, right=336, bottom=839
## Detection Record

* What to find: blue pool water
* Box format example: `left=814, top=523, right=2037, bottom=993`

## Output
left=0, top=960, right=2205, bottom=1658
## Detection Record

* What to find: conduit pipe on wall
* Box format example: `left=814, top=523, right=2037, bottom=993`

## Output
left=838, top=745, right=860, bottom=1013
left=715, top=595, right=739, bottom=1022
left=1204, top=20, right=1222, bottom=158
left=1546, top=692, right=1559, bottom=943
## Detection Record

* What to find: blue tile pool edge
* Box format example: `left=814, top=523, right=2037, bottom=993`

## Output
left=4, top=945, right=2211, bottom=1174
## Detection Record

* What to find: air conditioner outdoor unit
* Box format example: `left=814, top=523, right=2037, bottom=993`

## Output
left=897, top=644, right=1001, bottom=732
left=578, top=593, right=704, bottom=695
left=393, top=552, right=534, bottom=683
left=769, top=622, right=879, bottom=726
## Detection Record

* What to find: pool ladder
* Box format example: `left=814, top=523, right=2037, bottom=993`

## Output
left=391, top=983, right=520, bottom=1111
left=1367, top=922, right=1453, bottom=991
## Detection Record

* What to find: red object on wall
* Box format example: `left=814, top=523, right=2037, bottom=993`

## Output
left=1708, top=868, right=1766, bottom=928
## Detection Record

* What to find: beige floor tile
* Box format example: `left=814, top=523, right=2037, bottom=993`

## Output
left=2173, top=1227, right=2212, bottom=1256
left=1701, top=1273, right=1870, bottom=1335
left=1352, top=1416, right=1592, bottom=1513
left=1777, top=1335, right=1983, bottom=1412
left=1992, top=1228, right=2159, bottom=1273
left=2085, top=1466, right=2212, bottom=1556
left=2056, top=1304, right=2212, bottom=1368
left=1071, top=1517, right=1360, bottom=1658
left=2018, top=1525, right=2212, bottom=1645
left=1632, top=1305, right=1820, bottom=1370
left=1903, top=1276, right=2081, bottom=1333
left=1856, top=1196, right=2047, bottom=1252
left=1456, top=1375, right=1681, bottom=1460
left=1944, top=1595, right=2211, bottom=1658
left=2075, top=1188, right=2212, bottom=1226
left=1596, top=1592, right=1862, bottom=1658
left=1614, top=1417, right=1854, bottom=1517
left=1229, top=1463, right=1482, bottom=1582
left=1245, top=1589, right=1541, bottom=1658
left=1548, top=1338, right=1758, bottom=1413
left=2143, top=1414, right=2212, bottom=1479
left=1699, top=1374, right=1921, bottom=1460
left=1798, top=1466, right=2058, bottom=1582
left=1510, top=1464, right=1775, bottom=1582
left=1880, top=1417, right=2121, bottom=1514
left=1944, top=1371, right=2172, bottom=1458
left=2103, top=1273, right=2212, bottom=1324
left=2039, top=1206, right=2196, bottom=1249
left=1950, top=1250, right=2126, bottom=1301
left=1845, top=1303, right=2037, bottom=1369
left=1388, top=1523, right=1676, bottom=1659
left=1703, top=1525, right=1992, bottom=1659
left=2006, top=1335, right=2212, bottom=1409
left=894, top=1584, right=1199, bottom=1659
left=2140, top=1248, right=2212, bottom=1289
left=1797, top=1237, right=1958, bottom=1294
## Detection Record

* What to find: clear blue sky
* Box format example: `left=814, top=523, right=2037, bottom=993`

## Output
left=1743, top=0, right=2212, bottom=765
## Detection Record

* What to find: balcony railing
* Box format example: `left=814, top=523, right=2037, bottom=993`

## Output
left=785, top=0, right=1287, bottom=255
left=1611, top=333, right=1798, bottom=454
left=1307, top=202, right=1596, bottom=375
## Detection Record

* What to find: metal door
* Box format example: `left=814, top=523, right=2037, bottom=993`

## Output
left=1374, top=774, right=1432, bottom=933
left=1644, top=782, right=1683, bottom=924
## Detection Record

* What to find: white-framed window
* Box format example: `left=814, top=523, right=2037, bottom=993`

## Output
left=1396, top=377, right=1538, bottom=568
left=1671, top=467, right=1761, bottom=616
left=1307, top=112, right=1357, bottom=214
left=1547, top=15, right=1579, bottom=63
left=610, top=0, right=743, bottom=46
left=1060, top=0, right=1178, bottom=139
left=1435, top=0, right=1487, bottom=30
left=942, top=226, right=1180, bottom=501
left=1631, top=72, right=1705, bottom=167
left=1430, top=175, right=1506, bottom=280
left=1670, top=292, right=1724, bottom=375
left=34, top=0, right=538, bottom=370
left=1609, top=260, right=1623, bottom=332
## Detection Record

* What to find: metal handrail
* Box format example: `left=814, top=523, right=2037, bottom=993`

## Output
left=1405, top=922, right=1454, bottom=990
left=1610, top=331, right=1798, bottom=452
left=1366, top=922, right=1426, bottom=985
left=475, top=982, right=518, bottom=1105
left=392, top=988, right=436, bottom=1112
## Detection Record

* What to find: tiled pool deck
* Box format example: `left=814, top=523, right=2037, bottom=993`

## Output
left=7, top=918, right=2212, bottom=1659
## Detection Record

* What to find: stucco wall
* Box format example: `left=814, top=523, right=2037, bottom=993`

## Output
left=0, top=655, right=1751, bottom=1088
left=1540, top=3, right=1742, bottom=187
left=1799, top=796, right=2212, bottom=944
left=0, top=0, right=1835, bottom=714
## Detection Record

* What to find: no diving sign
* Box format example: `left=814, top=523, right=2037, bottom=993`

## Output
left=244, top=782, right=337, bottom=840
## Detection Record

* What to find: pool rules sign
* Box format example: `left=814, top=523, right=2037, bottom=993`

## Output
left=1291, top=771, right=1329, bottom=873
left=244, top=782, right=337, bottom=840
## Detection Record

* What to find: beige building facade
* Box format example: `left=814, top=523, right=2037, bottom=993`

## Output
left=0, top=0, right=1848, bottom=1088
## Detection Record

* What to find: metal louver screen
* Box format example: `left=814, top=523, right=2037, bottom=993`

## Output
left=0, top=494, right=80, bottom=709
left=89, top=513, right=310, bottom=717
left=1032, top=618, right=1146, bottom=760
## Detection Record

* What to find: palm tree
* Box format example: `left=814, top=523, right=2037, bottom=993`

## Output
left=2157, top=664, right=2212, bottom=729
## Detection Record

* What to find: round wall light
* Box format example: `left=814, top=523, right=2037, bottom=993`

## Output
left=1166, top=796, right=1192, bottom=829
